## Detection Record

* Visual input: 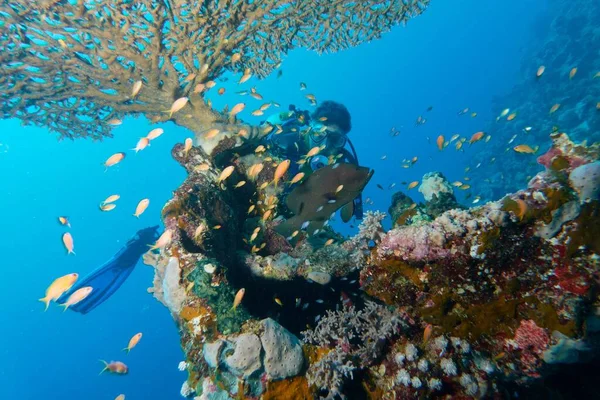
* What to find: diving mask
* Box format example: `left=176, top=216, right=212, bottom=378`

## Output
left=309, top=123, right=347, bottom=149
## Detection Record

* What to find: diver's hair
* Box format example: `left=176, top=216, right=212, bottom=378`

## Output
left=311, top=101, right=352, bottom=134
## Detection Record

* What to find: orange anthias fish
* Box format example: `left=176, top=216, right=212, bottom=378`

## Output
left=61, top=286, right=93, bottom=311
left=436, top=135, right=444, bottom=151
left=58, top=216, right=71, bottom=228
left=407, top=181, right=419, bottom=190
left=239, top=68, right=252, bottom=84
left=469, top=131, right=485, bottom=144
left=513, top=144, right=538, bottom=154
left=39, top=273, right=79, bottom=311
left=134, top=199, right=150, bottom=217
left=536, top=65, right=545, bottom=78
left=289, top=172, right=305, bottom=185
left=229, top=103, right=245, bottom=116
left=104, top=152, right=126, bottom=170
left=103, top=194, right=120, bottom=204
left=123, top=333, right=142, bottom=354
left=131, top=80, right=142, bottom=97
left=132, top=137, right=150, bottom=153
left=167, top=97, right=189, bottom=118
left=232, top=288, right=245, bottom=310
left=62, top=232, right=75, bottom=255
left=115, top=395, right=125, bottom=400
left=146, top=128, right=164, bottom=140
left=549, top=104, right=561, bottom=114
left=569, top=67, right=577, bottom=79
left=423, top=324, right=433, bottom=344
left=183, top=138, right=193, bottom=157
left=217, top=166, right=235, bottom=184
left=99, top=360, right=129, bottom=375
left=150, top=229, right=173, bottom=250
left=273, top=159, right=291, bottom=187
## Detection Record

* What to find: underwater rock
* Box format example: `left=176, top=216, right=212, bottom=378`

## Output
left=162, top=257, right=186, bottom=314
left=535, top=200, right=581, bottom=239
left=569, top=161, right=600, bottom=202
left=543, top=331, right=588, bottom=364
left=419, top=172, right=454, bottom=202
left=388, top=191, right=415, bottom=226
left=306, top=271, right=332, bottom=285
left=223, top=334, right=262, bottom=378
left=260, top=318, right=304, bottom=380
left=203, top=340, right=224, bottom=369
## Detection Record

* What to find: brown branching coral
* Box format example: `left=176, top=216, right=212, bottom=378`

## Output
left=0, top=0, right=429, bottom=140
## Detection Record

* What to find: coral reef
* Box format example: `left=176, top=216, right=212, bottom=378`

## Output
left=0, top=0, right=429, bottom=141
left=144, top=129, right=599, bottom=399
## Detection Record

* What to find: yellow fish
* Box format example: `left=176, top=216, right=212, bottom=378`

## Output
left=239, top=68, right=252, bottom=84
left=100, top=203, right=117, bottom=212
left=61, top=286, right=93, bottom=311
left=231, top=53, right=241, bottom=64
left=58, top=216, right=71, bottom=228
left=549, top=104, right=561, bottom=114
left=104, top=152, right=126, bottom=170
left=324, top=238, right=334, bottom=246
left=167, top=97, right=188, bottom=118
left=134, top=199, right=150, bottom=217
left=536, top=65, right=545, bottom=77
left=132, top=137, right=150, bottom=153
left=229, top=103, right=245, bottom=117
left=194, top=163, right=210, bottom=172
left=234, top=181, right=246, bottom=188
left=232, top=288, right=245, bottom=310
left=183, top=138, right=193, bottom=156
left=123, top=333, right=142, bottom=354
left=255, top=145, right=266, bottom=153
left=39, top=273, right=79, bottom=311
left=407, top=181, right=419, bottom=190
left=107, top=118, right=123, bottom=126
left=146, top=128, right=164, bottom=140
left=436, top=135, right=444, bottom=151
left=150, top=230, right=173, bottom=250
left=62, top=232, right=75, bottom=255
left=513, top=144, right=538, bottom=154
left=102, top=194, right=120, bottom=204
left=507, top=112, right=517, bottom=121
left=569, top=67, right=577, bottom=79
left=205, top=128, right=220, bottom=139
left=217, top=166, right=235, bottom=183
left=273, top=160, right=291, bottom=187
left=247, top=205, right=255, bottom=214
left=274, top=297, right=283, bottom=306
left=248, top=163, right=264, bottom=180
left=289, top=172, right=305, bottom=185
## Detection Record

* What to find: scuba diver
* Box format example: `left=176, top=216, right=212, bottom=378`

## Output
left=57, top=226, right=159, bottom=314
left=261, top=100, right=364, bottom=221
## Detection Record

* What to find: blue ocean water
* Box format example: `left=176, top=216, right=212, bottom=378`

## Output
left=0, top=0, right=544, bottom=398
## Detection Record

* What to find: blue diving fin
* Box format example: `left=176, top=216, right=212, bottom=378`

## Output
left=57, top=226, right=159, bottom=314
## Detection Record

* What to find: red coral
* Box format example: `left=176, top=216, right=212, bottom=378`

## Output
left=513, top=320, right=550, bottom=377
left=537, top=147, right=562, bottom=168
left=554, top=264, right=590, bottom=295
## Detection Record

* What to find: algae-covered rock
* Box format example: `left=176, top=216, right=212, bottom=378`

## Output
left=260, top=318, right=304, bottom=380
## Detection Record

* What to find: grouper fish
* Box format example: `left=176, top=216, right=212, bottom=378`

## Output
left=274, top=163, right=374, bottom=238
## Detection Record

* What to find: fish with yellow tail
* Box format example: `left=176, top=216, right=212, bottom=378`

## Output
left=99, top=360, right=129, bottom=375
left=61, top=286, right=93, bottom=311
left=232, top=288, right=245, bottom=310
left=273, top=159, right=290, bottom=187
left=123, top=333, right=142, bottom=354
left=39, top=273, right=79, bottom=311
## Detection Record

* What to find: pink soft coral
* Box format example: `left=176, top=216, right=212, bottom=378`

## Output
left=377, top=224, right=450, bottom=262
left=513, top=319, right=550, bottom=377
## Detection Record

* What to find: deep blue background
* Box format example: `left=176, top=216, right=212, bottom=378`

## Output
left=0, top=1, right=545, bottom=398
